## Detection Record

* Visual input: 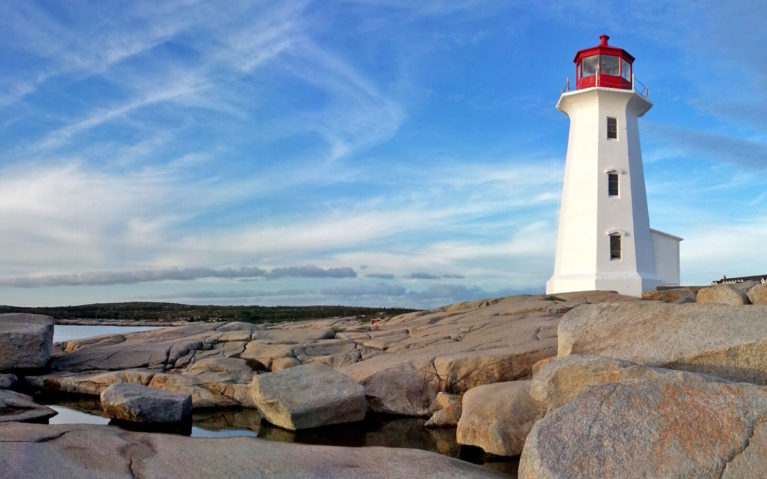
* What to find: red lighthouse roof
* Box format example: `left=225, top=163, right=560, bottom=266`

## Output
left=574, top=35, right=634, bottom=90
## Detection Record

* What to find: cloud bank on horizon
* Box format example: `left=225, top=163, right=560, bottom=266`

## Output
left=1, top=1, right=766, bottom=308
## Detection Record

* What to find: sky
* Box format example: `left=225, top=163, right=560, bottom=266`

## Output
left=1, top=1, right=766, bottom=309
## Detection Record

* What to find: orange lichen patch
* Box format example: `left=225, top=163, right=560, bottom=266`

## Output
left=653, top=382, right=748, bottom=463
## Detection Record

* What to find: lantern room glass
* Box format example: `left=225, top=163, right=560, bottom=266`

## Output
left=600, top=55, right=619, bottom=76
left=581, top=55, right=598, bottom=77
left=621, top=58, right=631, bottom=81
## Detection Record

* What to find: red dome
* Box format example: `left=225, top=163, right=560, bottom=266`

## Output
left=574, top=35, right=634, bottom=90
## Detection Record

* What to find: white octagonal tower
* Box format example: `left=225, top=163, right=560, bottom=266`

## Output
left=546, top=35, right=681, bottom=297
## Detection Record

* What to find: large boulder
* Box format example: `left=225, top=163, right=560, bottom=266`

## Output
left=0, top=389, right=57, bottom=423
left=0, top=314, right=53, bottom=370
left=456, top=380, right=544, bottom=457
left=0, top=422, right=506, bottom=479
left=250, top=362, right=366, bottom=430
left=100, top=383, right=192, bottom=424
left=530, top=354, right=656, bottom=411
left=748, top=283, right=767, bottom=305
left=696, top=284, right=750, bottom=305
left=558, top=302, right=767, bottom=384
left=519, top=369, right=767, bottom=478
left=341, top=357, right=442, bottom=416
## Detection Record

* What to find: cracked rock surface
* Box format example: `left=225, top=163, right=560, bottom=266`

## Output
left=0, top=422, right=507, bottom=479
left=519, top=369, right=767, bottom=478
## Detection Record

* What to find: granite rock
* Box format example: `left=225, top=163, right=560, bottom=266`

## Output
left=0, top=389, right=57, bottom=423
left=250, top=362, right=366, bottom=430
left=696, top=284, right=750, bottom=305
left=100, top=383, right=192, bottom=424
left=747, top=283, right=767, bottom=305
left=424, top=392, right=462, bottom=427
left=530, top=354, right=655, bottom=411
left=641, top=288, right=696, bottom=303
left=0, top=422, right=507, bottom=479
left=457, top=380, right=544, bottom=457
left=0, top=313, right=53, bottom=370
left=0, top=373, right=18, bottom=389
left=558, top=302, right=767, bottom=384
left=519, top=370, right=767, bottom=478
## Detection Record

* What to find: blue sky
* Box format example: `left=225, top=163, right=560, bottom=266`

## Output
left=1, top=1, right=766, bottom=309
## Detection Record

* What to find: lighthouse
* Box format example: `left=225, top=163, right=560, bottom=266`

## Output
left=546, top=35, right=681, bottom=297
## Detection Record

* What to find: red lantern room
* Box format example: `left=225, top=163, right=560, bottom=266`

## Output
left=574, top=35, right=634, bottom=90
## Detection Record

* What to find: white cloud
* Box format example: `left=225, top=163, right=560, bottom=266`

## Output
left=0, top=264, right=359, bottom=288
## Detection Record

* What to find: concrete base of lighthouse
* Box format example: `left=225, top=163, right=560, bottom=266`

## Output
left=546, top=272, right=661, bottom=298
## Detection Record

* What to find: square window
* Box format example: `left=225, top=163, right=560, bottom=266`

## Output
left=607, top=117, right=617, bottom=139
left=610, top=234, right=621, bottom=260
left=608, top=173, right=619, bottom=196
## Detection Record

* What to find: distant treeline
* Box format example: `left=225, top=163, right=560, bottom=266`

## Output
left=0, top=302, right=417, bottom=324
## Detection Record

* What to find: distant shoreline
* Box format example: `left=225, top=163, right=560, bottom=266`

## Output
left=53, top=319, right=192, bottom=327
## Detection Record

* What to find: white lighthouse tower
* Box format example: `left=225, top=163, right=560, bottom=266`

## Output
left=546, top=35, right=681, bottom=297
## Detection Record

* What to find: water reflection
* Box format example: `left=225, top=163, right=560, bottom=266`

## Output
left=257, top=415, right=460, bottom=456
left=42, top=396, right=518, bottom=476
left=47, top=396, right=109, bottom=425
left=193, top=409, right=261, bottom=437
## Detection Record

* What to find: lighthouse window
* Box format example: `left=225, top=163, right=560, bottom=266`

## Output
left=582, top=55, right=598, bottom=77
left=608, top=172, right=619, bottom=196
left=600, top=55, right=620, bottom=76
left=610, top=234, right=622, bottom=260
left=621, top=58, right=631, bottom=81
left=607, top=117, right=617, bottom=139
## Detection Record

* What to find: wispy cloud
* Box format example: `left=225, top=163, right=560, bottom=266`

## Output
left=366, top=273, right=395, bottom=279
left=0, top=265, right=357, bottom=288
left=645, top=122, right=767, bottom=170
left=409, top=272, right=441, bottom=280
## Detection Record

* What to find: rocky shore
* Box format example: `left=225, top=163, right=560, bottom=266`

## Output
left=2, top=281, right=767, bottom=477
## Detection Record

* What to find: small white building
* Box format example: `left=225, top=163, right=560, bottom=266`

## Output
left=546, top=35, right=681, bottom=297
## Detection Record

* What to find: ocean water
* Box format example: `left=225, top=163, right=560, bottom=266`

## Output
left=53, top=324, right=162, bottom=343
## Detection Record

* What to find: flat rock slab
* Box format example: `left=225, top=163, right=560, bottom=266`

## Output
left=0, top=389, right=57, bottom=423
left=457, top=380, right=543, bottom=457
left=0, top=313, right=53, bottom=371
left=519, top=370, right=767, bottom=478
left=0, top=422, right=506, bottom=479
left=101, top=383, right=192, bottom=424
left=558, top=302, right=767, bottom=384
left=250, top=362, right=366, bottom=430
